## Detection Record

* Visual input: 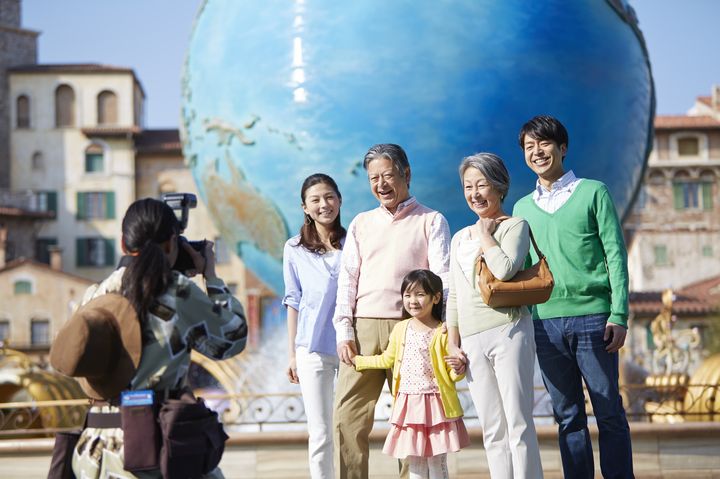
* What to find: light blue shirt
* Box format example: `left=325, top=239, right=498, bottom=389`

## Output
left=282, top=235, right=343, bottom=356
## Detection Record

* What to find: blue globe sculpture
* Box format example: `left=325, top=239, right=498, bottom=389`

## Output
left=181, top=0, right=654, bottom=295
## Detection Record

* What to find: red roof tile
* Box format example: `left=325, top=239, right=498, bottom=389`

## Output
left=654, top=115, right=720, bottom=129
left=697, top=96, right=712, bottom=107
left=630, top=275, right=720, bottom=317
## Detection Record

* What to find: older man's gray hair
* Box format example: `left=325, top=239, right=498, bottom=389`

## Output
left=459, top=152, right=510, bottom=201
left=363, top=143, right=410, bottom=179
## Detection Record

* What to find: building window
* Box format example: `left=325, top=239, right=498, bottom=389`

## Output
left=77, top=192, right=115, bottom=219
left=76, top=237, right=115, bottom=267
left=33, top=190, right=58, bottom=214
left=677, top=137, right=700, bottom=157
left=0, top=320, right=9, bottom=342
left=673, top=181, right=713, bottom=210
left=32, top=151, right=43, bottom=170
left=653, top=245, right=669, bottom=266
left=30, top=319, right=50, bottom=346
left=16, top=94, right=30, bottom=128
left=14, top=280, right=33, bottom=295
left=702, top=245, right=713, bottom=257
left=97, top=90, right=118, bottom=125
left=36, top=238, right=58, bottom=264
left=85, top=143, right=105, bottom=173
left=55, top=84, right=75, bottom=127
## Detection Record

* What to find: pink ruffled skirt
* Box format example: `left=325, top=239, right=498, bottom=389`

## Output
left=383, top=392, right=470, bottom=459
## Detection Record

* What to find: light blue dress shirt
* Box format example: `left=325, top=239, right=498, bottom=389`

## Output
left=282, top=235, right=343, bottom=356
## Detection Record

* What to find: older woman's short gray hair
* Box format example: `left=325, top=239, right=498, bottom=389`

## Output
left=458, top=153, right=510, bottom=201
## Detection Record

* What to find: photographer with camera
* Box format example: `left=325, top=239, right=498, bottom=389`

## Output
left=50, top=197, right=248, bottom=479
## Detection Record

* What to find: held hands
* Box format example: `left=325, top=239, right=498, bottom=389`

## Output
left=337, top=340, right=357, bottom=366
left=604, top=323, right=627, bottom=353
left=287, top=356, right=299, bottom=384
left=444, top=342, right=467, bottom=375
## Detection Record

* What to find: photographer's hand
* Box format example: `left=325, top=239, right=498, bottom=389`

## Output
left=180, top=238, right=206, bottom=278
left=202, top=241, right=217, bottom=280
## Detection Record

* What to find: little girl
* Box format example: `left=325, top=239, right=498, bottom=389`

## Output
left=353, top=269, right=470, bottom=479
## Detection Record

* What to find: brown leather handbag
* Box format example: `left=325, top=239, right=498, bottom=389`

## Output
left=475, top=226, right=554, bottom=308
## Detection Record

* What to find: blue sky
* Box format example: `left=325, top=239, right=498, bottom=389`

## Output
left=23, top=0, right=720, bottom=128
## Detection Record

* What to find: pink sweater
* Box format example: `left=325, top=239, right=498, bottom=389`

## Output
left=353, top=201, right=436, bottom=318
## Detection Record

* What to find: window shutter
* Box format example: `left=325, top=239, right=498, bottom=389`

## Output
left=702, top=183, right=713, bottom=211
left=47, top=191, right=58, bottom=215
left=77, top=192, right=86, bottom=219
left=76, top=238, right=86, bottom=266
left=105, top=192, right=115, bottom=219
left=672, top=184, right=683, bottom=210
left=104, top=238, right=116, bottom=266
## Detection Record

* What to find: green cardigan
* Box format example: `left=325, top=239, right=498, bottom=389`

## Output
left=354, top=320, right=465, bottom=419
left=512, top=179, right=629, bottom=327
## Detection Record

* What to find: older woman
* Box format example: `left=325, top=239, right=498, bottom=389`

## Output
left=445, top=153, right=543, bottom=478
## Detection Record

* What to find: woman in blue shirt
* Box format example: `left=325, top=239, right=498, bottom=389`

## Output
left=283, top=173, right=346, bottom=479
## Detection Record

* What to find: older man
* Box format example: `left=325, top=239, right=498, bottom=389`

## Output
left=333, top=144, right=450, bottom=479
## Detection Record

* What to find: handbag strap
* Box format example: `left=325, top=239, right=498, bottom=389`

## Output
left=474, top=218, right=546, bottom=263
left=527, top=227, right=545, bottom=259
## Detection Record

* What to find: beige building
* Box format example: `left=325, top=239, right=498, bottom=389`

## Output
left=8, top=64, right=143, bottom=282
left=624, top=85, right=720, bottom=291
left=5, top=70, right=265, bottom=345
left=0, top=254, right=91, bottom=357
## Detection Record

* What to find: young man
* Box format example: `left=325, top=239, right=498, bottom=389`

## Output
left=513, top=116, right=634, bottom=479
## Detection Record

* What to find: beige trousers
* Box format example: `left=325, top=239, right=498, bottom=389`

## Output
left=334, top=317, right=408, bottom=479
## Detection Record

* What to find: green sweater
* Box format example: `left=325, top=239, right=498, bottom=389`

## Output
left=512, top=179, right=629, bottom=327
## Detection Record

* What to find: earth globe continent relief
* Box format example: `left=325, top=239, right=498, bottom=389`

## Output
left=181, top=0, right=654, bottom=295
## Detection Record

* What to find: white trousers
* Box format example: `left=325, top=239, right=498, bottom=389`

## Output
left=463, top=316, right=544, bottom=479
left=296, top=346, right=339, bottom=479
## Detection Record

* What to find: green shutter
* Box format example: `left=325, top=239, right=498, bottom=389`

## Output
left=77, top=192, right=86, bottom=219
left=105, top=192, right=115, bottom=219
left=672, top=183, right=684, bottom=210
left=76, top=238, right=86, bottom=266
left=702, top=183, right=713, bottom=210
left=47, top=191, right=58, bottom=215
left=104, top=238, right=116, bottom=266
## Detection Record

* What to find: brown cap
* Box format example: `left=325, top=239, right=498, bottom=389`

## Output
left=49, top=294, right=141, bottom=400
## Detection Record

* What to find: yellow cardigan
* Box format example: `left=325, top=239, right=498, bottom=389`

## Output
left=354, top=320, right=465, bottom=419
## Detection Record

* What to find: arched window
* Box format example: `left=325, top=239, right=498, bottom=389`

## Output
left=32, top=151, right=43, bottom=170
left=55, top=84, right=75, bottom=127
left=672, top=170, right=713, bottom=210
left=16, top=95, right=30, bottom=128
left=97, top=90, right=118, bottom=125
left=85, top=143, right=105, bottom=173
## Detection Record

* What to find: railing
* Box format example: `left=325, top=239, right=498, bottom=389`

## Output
left=0, top=384, right=717, bottom=438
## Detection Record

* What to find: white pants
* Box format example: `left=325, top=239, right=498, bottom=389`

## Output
left=296, top=347, right=339, bottom=479
left=463, top=316, right=543, bottom=479
left=408, top=454, right=449, bottom=479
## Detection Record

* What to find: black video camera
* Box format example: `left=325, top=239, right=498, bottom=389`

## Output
left=161, top=193, right=208, bottom=275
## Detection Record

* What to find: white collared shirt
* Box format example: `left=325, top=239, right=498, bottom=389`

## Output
left=532, top=170, right=583, bottom=213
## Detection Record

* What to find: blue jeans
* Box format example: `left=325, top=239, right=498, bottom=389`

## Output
left=534, top=314, right=634, bottom=479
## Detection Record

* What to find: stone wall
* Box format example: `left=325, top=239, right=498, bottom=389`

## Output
left=0, top=0, right=38, bottom=188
